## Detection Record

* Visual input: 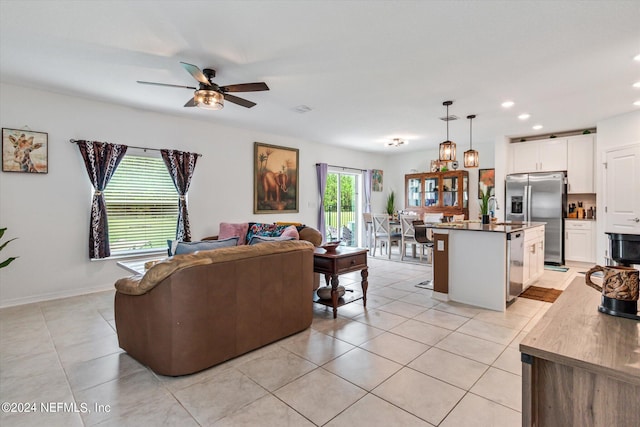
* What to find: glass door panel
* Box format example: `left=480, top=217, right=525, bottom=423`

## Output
left=463, top=175, right=468, bottom=208
left=407, top=178, right=422, bottom=207
left=443, top=175, right=459, bottom=207
left=424, top=177, right=439, bottom=207
left=323, top=172, right=359, bottom=246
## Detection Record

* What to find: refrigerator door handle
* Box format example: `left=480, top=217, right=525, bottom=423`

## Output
left=528, top=185, right=533, bottom=222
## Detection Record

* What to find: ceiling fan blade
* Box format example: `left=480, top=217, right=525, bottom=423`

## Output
left=137, top=81, right=197, bottom=90
left=220, top=82, right=269, bottom=93
left=180, top=62, right=210, bottom=85
left=224, top=94, right=256, bottom=108
left=184, top=97, right=196, bottom=107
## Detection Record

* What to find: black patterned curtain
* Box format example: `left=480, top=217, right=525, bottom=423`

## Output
left=77, top=141, right=128, bottom=259
left=161, top=149, right=198, bottom=242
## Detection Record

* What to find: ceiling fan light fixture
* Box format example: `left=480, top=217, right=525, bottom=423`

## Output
left=463, top=114, right=479, bottom=168
left=439, top=101, right=457, bottom=161
left=194, top=89, right=224, bottom=110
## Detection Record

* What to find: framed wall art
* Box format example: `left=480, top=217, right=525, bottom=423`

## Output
left=2, top=128, right=48, bottom=173
left=372, top=169, right=383, bottom=192
left=478, top=168, right=495, bottom=199
left=254, top=142, right=299, bottom=213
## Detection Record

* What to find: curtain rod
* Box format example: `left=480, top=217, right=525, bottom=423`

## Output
left=316, top=163, right=367, bottom=172
left=69, top=139, right=202, bottom=157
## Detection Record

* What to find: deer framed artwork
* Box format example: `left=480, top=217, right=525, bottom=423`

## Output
left=254, top=142, right=299, bottom=214
left=2, top=128, right=48, bottom=174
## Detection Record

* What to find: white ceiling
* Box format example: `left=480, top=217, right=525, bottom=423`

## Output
left=1, top=1, right=638, bottom=153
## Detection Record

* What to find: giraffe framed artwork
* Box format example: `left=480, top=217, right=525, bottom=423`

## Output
left=2, top=128, right=48, bottom=174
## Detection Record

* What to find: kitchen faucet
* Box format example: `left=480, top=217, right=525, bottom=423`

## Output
left=488, top=196, right=500, bottom=217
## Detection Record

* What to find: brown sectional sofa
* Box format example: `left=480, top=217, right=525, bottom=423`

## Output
left=114, top=240, right=315, bottom=376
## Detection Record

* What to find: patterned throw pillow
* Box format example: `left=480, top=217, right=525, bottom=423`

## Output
left=245, top=223, right=288, bottom=243
left=167, top=237, right=239, bottom=256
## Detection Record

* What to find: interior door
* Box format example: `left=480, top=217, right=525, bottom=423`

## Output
left=606, top=144, right=640, bottom=234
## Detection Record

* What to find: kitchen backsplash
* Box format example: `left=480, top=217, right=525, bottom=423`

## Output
left=567, top=193, right=597, bottom=219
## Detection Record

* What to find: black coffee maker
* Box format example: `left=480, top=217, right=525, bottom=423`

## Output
left=605, top=233, right=640, bottom=320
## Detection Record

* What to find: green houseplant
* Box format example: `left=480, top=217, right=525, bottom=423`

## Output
left=0, top=227, right=18, bottom=269
left=479, top=190, right=491, bottom=224
left=386, top=191, right=395, bottom=216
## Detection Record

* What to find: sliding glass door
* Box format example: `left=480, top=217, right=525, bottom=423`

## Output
left=323, top=170, right=360, bottom=246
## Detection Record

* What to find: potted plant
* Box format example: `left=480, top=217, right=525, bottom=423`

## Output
left=479, top=191, right=491, bottom=224
left=386, top=191, right=395, bottom=217
left=0, top=227, right=18, bottom=269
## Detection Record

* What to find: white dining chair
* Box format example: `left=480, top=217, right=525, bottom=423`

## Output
left=372, top=213, right=401, bottom=259
left=399, top=214, right=430, bottom=261
left=363, top=212, right=373, bottom=253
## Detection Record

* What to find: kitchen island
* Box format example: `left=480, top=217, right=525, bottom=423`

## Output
left=520, top=277, right=640, bottom=426
left=425, top=221, right=545, bottom=311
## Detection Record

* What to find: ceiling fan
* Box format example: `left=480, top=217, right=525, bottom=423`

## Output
left=137, top=62, right=269, bottom=110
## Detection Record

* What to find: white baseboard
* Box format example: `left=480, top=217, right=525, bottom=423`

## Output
left=0, top=284, right=114, bottom=309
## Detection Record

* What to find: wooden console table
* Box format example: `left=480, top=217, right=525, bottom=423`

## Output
left=313, top=247, right=368, bottom=318
left=520, top=277, right=640, bottom=426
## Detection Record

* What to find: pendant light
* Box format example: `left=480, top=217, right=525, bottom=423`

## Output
left=464, top=114, right=479, bottom=168
left=439, top=101, right=457, bottom=161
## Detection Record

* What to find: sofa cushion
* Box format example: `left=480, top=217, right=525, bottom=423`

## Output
left=248, top=235, right=296, bottom=245
left=246, top=223, right=289, bottom=243
left=280, top=225, right=300, bottom=240
left=168, top=237, right=239, bottom=256
left=218, top=222, right=250, bottom=245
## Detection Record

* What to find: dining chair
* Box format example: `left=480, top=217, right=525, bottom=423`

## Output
left=423, top=212, right=444, bottom=224
left=451, top=214, right=465, bottom=222
left=372, top=213, right=401, bottom=259
left=399, top=214, right=430, bottom=261
left=363, top=212, right=373, bottom=252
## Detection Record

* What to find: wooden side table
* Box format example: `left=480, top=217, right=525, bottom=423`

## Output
left=313, top=247, right=368, bottom=318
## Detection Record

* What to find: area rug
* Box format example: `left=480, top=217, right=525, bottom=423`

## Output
left=519, top=286, right=563, bottom=303
left=544, top=265, right=569, bottom=272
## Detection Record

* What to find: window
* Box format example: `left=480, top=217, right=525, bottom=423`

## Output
left=103, top=154, right=178, bottom=254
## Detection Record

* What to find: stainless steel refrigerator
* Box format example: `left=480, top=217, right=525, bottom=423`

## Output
left=505, top=172, right=566, bottom=265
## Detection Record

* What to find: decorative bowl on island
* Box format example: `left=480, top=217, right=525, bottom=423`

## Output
left=321, top=241, right=341, bottom=253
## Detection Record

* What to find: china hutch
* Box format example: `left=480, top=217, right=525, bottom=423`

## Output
left=405, top=170, right=469, bottom=219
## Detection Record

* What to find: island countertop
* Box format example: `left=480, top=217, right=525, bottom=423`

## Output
left=423, top=221, right=546, bottom=233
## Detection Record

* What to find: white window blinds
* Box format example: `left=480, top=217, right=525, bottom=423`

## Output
left=103, top=155, right=178, bottom=254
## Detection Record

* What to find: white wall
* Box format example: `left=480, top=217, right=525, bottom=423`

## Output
left=595, top=110, right=640, bottom=264
left=0, top=83, right=385, bottom=307
left=385, top=141, right=496, bottom=219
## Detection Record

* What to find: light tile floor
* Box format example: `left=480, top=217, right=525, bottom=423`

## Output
left=0, top=257, right=583, bottom=426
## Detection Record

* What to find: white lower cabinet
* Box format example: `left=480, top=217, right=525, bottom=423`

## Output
left=565, top=220, right=595, bottom=263
left=524, top=226, right=545, bottom=288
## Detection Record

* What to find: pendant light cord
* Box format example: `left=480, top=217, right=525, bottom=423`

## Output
left=469, top=116, right=472, bottom=150
left=446, top=103, right=449, bottom=141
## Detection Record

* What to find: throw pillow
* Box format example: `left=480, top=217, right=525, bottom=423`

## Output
left=218, top=222, right=250, bottom=245
left=248, top=235, right=296, bottom=245
left=167, top=237, right=239, bottom=256
left=280, top=225, right=300, bottom=240
left=246, top=223, right=288, bottom=243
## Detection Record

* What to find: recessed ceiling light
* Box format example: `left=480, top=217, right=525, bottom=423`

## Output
left=633, top=82, right=640, bottom=88
left=293, top=105, right=312, bottom=113
left=634, top=54, right=640, bottom=61
left=501, top=101, right=514, bottom=108
left=634, top=100, right=640, bottom=107
left=532, top=125, right=543, bottom=130
left=518, top=113, right=531, bottom=120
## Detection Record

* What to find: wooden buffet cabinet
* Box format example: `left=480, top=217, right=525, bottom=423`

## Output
left=405, top=170, right=469, bottom=219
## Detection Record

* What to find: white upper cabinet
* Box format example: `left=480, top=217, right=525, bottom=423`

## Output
left=567, top=134, right=595, bottom=194
left=511, top=138, right=568, bottom=173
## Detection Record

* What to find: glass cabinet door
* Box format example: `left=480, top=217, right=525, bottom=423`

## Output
left=407, top=177, right=422, bottom=207
left=424, top=177, right=439, bottom=207
left=442, top=175, right=459, bottom=207
left=462, top=174, right=468, bottom=208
